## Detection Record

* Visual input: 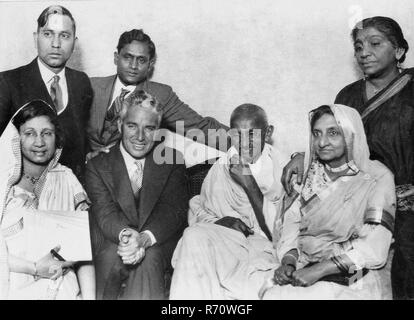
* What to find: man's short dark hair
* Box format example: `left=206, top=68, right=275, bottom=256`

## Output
left=117, top=29, right=156, bottom=61
left=37, top=5, right=76, bottom=34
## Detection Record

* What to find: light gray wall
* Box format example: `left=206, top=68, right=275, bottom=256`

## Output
left=1, top=0, right=413, bottom=158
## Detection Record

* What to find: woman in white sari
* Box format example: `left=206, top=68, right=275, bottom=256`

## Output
left=260, top=104, right=395, bottom=300
left=0, top=100, right=95, bottom=300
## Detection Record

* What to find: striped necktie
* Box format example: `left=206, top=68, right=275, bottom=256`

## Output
left=106, top=88, right=130, bottom=121
left=50, top=75, right=64, bottom=113
left=131, top=160, right=143, bottom=198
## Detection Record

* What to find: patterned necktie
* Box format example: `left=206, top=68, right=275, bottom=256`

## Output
left=106, top=88, right=130, bottom=121
left=131, top=160, right=143, bottom=198
left=50, top=75, right=64, bottom=113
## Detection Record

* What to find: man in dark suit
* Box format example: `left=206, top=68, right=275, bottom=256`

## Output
left=85, top=90, right=188, bottom=299
left=0, top=5, right=92, bottom=180
left=87, top=29, right=229, bottom=160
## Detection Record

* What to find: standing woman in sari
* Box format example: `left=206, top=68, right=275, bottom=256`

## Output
left=282, top=16, right=414, bottom=299
left=334, top=17, right=414, bottom=300
left=0, top=100, right=95, bottom=299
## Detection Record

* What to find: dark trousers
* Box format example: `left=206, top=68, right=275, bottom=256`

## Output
left=95, top=240, right=176, bottom=300
left=391, top=211, right=414, bottom=300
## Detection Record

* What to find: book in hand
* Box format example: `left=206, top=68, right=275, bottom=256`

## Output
left=22, top=209, right=92, bottom=262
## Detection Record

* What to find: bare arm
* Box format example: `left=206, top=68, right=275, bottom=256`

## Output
left=75, top=262, right=96, bottom=300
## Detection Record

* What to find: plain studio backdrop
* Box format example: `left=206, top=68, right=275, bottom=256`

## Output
left=1, top=0, right=413, bottom=159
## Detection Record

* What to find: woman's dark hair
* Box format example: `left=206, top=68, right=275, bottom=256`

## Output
left=12, top=99, right=64, bottom=148
left=310, top=105, right=334, bottom=130
left=351, top=16, right=409, bottom=63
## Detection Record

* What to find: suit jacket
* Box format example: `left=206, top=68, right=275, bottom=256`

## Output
left=84, top=142, right=189, bottom=296
left=87, top=75, right=228, bottom=152
left=0, top=59, right=93, bottom=180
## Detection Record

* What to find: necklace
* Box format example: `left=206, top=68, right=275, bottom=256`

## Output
left=325, top=162, right=349, bottom=173
left=23, top=172, right=40, bottom=185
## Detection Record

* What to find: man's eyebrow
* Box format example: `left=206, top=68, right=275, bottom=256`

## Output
left=41, top=28, right=72, bottom=34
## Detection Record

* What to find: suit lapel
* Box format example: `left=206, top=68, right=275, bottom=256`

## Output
left=96, top=75, right=117, bottom=135
left=138, top=146, right=173, bottom=230
left=109, top=144, right=139, bottom=225
left=21, top=59, right=54, bottom=107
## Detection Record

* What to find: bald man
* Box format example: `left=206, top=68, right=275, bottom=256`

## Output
left=169, top=104, right=284, bottom=300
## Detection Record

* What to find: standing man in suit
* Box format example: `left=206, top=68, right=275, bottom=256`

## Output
left=85, top=90, right=189, bottom=299
left=87, top=29, right=229, bottom=159
left=0, top=5, right=92, bottom=180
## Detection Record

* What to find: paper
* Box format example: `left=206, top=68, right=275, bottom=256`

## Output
left=22, top=209, right=92, bottom=262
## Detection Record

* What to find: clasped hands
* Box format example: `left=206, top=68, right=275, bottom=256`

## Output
left=117, top=228, right=152, bottom=265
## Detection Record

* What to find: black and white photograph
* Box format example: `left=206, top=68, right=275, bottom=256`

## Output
left=0, top=0, right=413, bottom=306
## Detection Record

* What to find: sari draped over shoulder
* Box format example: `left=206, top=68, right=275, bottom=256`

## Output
left=335, top=68, right=414, bottom=187
left=0, top=109, right=89, bottom=300
left=335, top=69, right=414, bottom=299
left=265, top=104, right=396, bottom=300
left=170, top=144, right=284, bottom=300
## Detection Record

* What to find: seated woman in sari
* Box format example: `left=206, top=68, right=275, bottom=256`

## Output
left=261, top=104, right=395, bottom=300
left=282, top=16, right=414, bottom=300
left=0, top=100, right=95, bottom=300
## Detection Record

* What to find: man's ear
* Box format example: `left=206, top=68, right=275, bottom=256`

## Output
left=117, top=119, right=122, bottom=133
left=265, top=125, right=274, bottom=143
left=149, top=59, right=155, bottom=70
left=114, top=51, right=119, bottom=66
left=33, top=32, right=38, bottom=50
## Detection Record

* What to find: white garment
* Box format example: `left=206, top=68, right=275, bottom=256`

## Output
left=170, top=144, right=283, bottom=299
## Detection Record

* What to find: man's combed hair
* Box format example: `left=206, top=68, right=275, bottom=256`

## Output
left=117, top=29, right=156, bottom=61
left=37, top=5, right=76, bottom=34
left=120, top=90, right=163, bottom=123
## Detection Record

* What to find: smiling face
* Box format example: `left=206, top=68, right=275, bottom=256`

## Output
left=114, top=40, right=155, bottom=86
left=312, top=113, right=347, bottom=168
left=118, top=104, right=160, bottom=159
left=34, top=14, right=76, bottom=72
left=19, top=115, right=56, bottom=166
left=354, top=27, right=403, bottom=78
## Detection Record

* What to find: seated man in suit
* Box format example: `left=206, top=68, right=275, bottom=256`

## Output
left=85, top=90, right=189, bottom=300
left=170, top=104, right=285, bottom=299
left=0, top=5, right=93, bottom=181
left=87, top=29, right=229, bottom=160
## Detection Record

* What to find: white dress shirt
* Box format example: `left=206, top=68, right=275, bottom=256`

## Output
left=37, top=58, right=68, bottom=114
left=119, top=143, right=156, bottom=245
left=109, top=77, right=137, bottom=108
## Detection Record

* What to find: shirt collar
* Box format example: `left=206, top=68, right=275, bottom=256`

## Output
left=114, top=76, right=138, bottom=95
left=37, top=57, right=65, bottom=84
left=119, top=142, right=145, bottom=176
